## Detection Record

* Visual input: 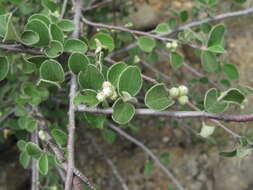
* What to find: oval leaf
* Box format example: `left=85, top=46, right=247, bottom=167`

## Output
left=68, top=53, right=89, bottom=74
left=38, top=154, right=49, bottom=175
left=50, top=24, right=64, bottom=43
left=78, top=64, right=104, bottom=90
left=201, top=51, right=219, bottom=72
left=138, top=36, right=156, bottom=52
left=19, top=151, right=30, bottom=168
left=118, top=66, right=143, bottom=96
left=90, top=33, right=115, bottom=52
left=170, top=52, right=184, bottom=69
left=21, top=30, right=40, bottom=45
left=0, top=56, right=9, bottom=81
left=145, top=83, right=174, bottom=110
left=57, top=19, right=75, bottom=32
left=107, top=62, right=127, bottom=87
left=112, top=98, right=135, bottom=125
left=51, top=129, right=67, bottom=146
left=44, top=40, right=63, bottom=58
left=223, top=63, right=239, bottom=80
left=74, top=90, right=99, bottom=107
left=26, top=142, right=42, bottom=159
left=40, top=59, right=65, bottom=83
left=64, top=38, right=88, bottom=53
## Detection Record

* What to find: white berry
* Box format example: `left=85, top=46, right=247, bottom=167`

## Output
left=169, top=87, right=179, bottom=98
left=178, top=85, right=188, bottom=96
left=178, top=95, right=189, bottom=105
left=96, top=92, right=106, bottom=102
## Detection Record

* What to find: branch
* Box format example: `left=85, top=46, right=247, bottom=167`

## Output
left=60, top=0, right=69, bottom=19
left=108, top=123, right=186, bottom=190
left=173, top=7, right=253, bottom=34
left=87, top=134, right=130, bottom=190
left=81, top=16, right=206, bottom=50
left=65, top=0, right=82, bottom=189
left=31, top=130, right=39, bottom=190
left=34, top=111, right=94, bottom=189
left=0, top=44, right=42, bottom=55
left=77, top=106, right=253, bottom=123
left=107, top=7, right=253, bottom=58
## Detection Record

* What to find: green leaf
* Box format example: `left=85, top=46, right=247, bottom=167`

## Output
left=218, top=88, right=245, bottom=105
left=57, top=19, right=75, bottom=32
left=42, top=0, right=58, bottom=12
left=219, top=150, right=237, bottom=157
left=25, top=19, right=50, bottom=47
left=102, top=129, right=117, bottom=144
left=138, top=36, right=156, bottom=52
left=0, top=56, right=9, bottom=81
left=180, top=10, right=188, bottom=22
left=64, top=38, right=88, bottom=53
left=201, top=51, right=219, bottom=72
left=25, top=56, right=48, bottom=68
left=19, top=151, right=30, bottom=168
left=0, top=13, right=18, bottom=42
left=207, top=24, right=225, bottom=51
left=90, top=33, right=115, bottom=52
left=107, top=62, right=127, bottom=87
left=74, top=90, right=99, bottom=107
left=50, top=24, right=64, bottom=43
left=207, top=45, right=225, bottom=53
left=223, top=64, right=239, bottom=80
left=26, top=142, right=42, bottom=159
left=84, top=113, right=106, bottom=129
left=145, top=83, right=174, bottom=110
left=155, top=23, right=171, bottom=34
left=233, top=0, right=246, bottom=4
left=68, top=53, right=89, bottom=74
left=28, top=14, right=50, bottom=26
left=199, top=123, right=215, bottom=138
left=40, top=59, right=65, bottom=83
left=237, top=85, right=253, bottom=96
left=51, top=129, right=67, bottom=146
left=170, top=52, right=184, bottom=69
left=20, top=30, right=40, bottom=46
left=200, top=23, right=212, bottom=34
left=112, top=98, right=135, bottom=125
left=44, top=40, right=63, bottom=58
left=118, top=66, right=142, bottom=96
left=38, top=154, right=49, bottom=175
left=17, top=140, right=27, bottom=151
left=78, top=64, right=104, bottom=90
left=144, top=160, right=153, bottom=175
left=204, top=88, right=228, bottom=113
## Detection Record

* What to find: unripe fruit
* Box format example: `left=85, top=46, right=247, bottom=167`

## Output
left=169, top=87, right=179, bottom=97
left=171, top=41, right=178, bottom=49
left=110, top=91, right=118, bottom=100
left=166, top=42, right=172, bottom=49
left=102, top=87, right=113, bottom=97
left=96, top=92, right=106, bottom=102
left=38, top=130, right=47, bottom=141
left=102, top=81, right=112, bottom=89
left=178, top=95, right=189, bottom=105
left=178, top=85, right=188, bottom=96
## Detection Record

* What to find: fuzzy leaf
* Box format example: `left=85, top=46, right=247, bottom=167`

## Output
left=38, top=154, right=49, bottom=175
left=138, top=36, right=156, bottom=52
left=201, top=51, right=219, bottom=72
left=112, top=98, right=135, bottom=124
left=223, top=64, right=239, bottom=80
left=68, top=53, right=89, bottom=74
left=51, top=129, right=67, bottom=146
left=107, top=62, right=127, bottom=87
left=74, top=90, right=99, bottom=107
left=44, top=40, right=63, bottom=58
left=218, top=88, right=245, bottom=105
left=170, top=52, right=184, bottom=69
left=57, top=19, right=75, bottom=32
left=118, top=66, right=142, bottom=96
left=26, top=142, right=42, bottom=159
left=145, top=83, right=174, bottom=110
left=20, top=30, right=40, bottom=45
left=64, top=38, right=88, bottom=53
left=90, top=32, right=115, bottom=52
left=19, top=151, right=30, bottom=168
left=0, top=56, right=9, bottom=81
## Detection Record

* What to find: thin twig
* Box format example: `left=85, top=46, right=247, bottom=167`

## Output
left=108, top=7, right=253, bottom=58
left=0, top=108, right=15, bottom=125
left=81, top=16, right=206, bottom=50
left=87, top=134, right=130, bottom=190
left=83, top=0, right=112, bottom=12
left=60, top=0, right=69, bottom=18
left=31, top=130, right=39, bottom=190
left=77, top=106, right=253, bottom=123
left=34, top=110, right=94, bottom=189
left=0, top=44, right=42, bottom=55
left=65, top=0, right=82, bottom=189
left=108, top=123, right=186, bottom=190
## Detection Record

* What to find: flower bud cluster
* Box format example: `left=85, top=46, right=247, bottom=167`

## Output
left=169, top=85, right=189, bottom=105
left=166, top=41, right=178, bottom=51
left=96, top=81, right=117, bottom=102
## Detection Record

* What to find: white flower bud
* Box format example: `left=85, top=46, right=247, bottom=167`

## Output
left=166, top=42, right=172, bottom=49
left=38, top=130, right=47, bottom=141
left=96, top=92, right=106, bottom=102
left=178, top=95, right=189, bottom=105
left=169, top=87, right=179, bottom=98
left=171, top=41, right=178, bottom=49
left=102, top=81, right=112, bottom=89
left=102, top=87, right=113, bottom=97
left=178, top=85, right=188, bottom=96
left=110, top=91, right=118, bottom=100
